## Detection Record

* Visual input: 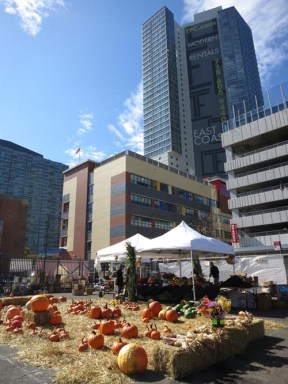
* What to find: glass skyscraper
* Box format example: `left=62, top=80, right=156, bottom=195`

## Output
left=142, top=6, right=263, bottom=178
left=0, top=139, right=68, bottom=254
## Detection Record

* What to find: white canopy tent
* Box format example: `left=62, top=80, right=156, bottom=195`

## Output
left=95, top=233, right=151, bottom=269
left=135, top=221, right=234, bottom=299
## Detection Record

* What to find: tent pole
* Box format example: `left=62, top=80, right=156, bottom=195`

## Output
left=190, top=245, right=196, bottom=301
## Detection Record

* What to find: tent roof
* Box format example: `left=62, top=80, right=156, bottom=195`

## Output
left=135, top=221, right=234, bottom=256
left=95, top=233, right=151, bottom=264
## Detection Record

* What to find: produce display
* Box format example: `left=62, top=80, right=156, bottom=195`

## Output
left=0, top=294, right=269, bottom=384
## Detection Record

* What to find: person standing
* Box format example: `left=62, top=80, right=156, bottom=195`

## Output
left=209, top=262, right=219, bottom=285
left=115, top=264, right=125, bottom=294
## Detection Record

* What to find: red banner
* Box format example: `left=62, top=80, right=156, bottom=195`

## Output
left=231, top=224, right=239, bottom=243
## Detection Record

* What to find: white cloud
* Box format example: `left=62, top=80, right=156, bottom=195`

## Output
left=77, top=113, right=94, bottom=136
left=182, top=0, right=288, bottom=86
left=65, top=145, right=106, bottom=167
left=2, top=0, right=65, bottom=36
left=108, top=82, right=144, bottom=155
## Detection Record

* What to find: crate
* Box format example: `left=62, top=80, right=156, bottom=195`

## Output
left=257, top=293, right=272, bottom=310
left=72, top=288, right=84, bottom=296
left=261, top=280, right=273, bottom=287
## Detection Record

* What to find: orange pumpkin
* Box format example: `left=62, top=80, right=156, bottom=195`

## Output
left=117, top=343, right=148, bottom=374
left=49, top=297, right=59, bottom=305
left=150, top=324, right=161, bottom=340
left=142, top=306, right=154, bottom=320
left=121, top=323, right=138, bottom=339
left=49, top=314, right=63, bottom=326
left=98, top=319, right=115, bottom=335
left=165, top=308, right=178, bottom=323
left=88, top=305, right=102, bottom=319
left=111, top=306, right=122, bottom=318
left=148, top=300, right=162, bottom=317
left=111, top=338, right=127, bottom=355
left=6, top=306, right=21, bottom=320
left=78, top=337, right=88, bottom=352
left=29, top=295, right=50, bottom=312
left=87, top=331, right=104, bottom=350
left=101, top=303, right=112, bottom=319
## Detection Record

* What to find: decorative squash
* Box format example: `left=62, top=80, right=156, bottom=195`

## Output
left=117, top=343, right=148, bottom=374
left=98, top=319, right=115, bottom=335
left=29, top=295, right=50, bottom=312
left=87, top=331, right=104, bottom=350
left=165, top=308, right=178, bottom=323
left=121, top=323, right=138, bottom=339
left=158, top=309, right=167, bottom=320
left=111, top=337, right=127, bottom=355
left=148, top=300, right=162, bottom=317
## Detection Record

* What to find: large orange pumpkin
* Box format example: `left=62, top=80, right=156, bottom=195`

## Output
left=88, top=305, right=102, bottom=319
left=121, top=323, right=138, bottom=339
left=117, top=343, right=148, bottom=375
left=165, top=308, right=178, bottom=323
left=98, top=319, right=115, bottom=335
left=148, top=300, right=162, bottom=317
left=29, top=295, right=50, bottom=312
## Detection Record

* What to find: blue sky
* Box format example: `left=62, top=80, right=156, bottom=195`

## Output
left=0, top=0, right=287, bottom=167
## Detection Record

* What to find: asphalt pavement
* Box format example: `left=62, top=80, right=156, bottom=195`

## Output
left=0, top=292, right=287, bottom=384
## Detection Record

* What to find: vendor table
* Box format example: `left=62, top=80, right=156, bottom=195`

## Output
left=137, top=283, right=220, bottom=302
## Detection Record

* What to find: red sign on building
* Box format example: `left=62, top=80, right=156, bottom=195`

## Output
left=231, top=224, right=239, bottom=243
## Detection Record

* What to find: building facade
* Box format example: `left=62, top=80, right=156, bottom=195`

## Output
left=222, top=83, right=288, bottom=256
left=142, top=6, right=263, bottom=179
left=61, top=150, right=231, bottom=261
left=0, top=140, right=68, bottom=256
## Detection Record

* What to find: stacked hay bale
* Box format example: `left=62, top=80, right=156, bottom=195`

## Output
left=150, top=318, right=264, bottom=379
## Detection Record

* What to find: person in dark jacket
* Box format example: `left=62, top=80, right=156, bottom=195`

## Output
left=115, top=264, right=125, bottom=294
left=209, top=262, right=219, bottom=285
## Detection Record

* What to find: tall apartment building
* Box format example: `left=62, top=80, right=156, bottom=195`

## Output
left=0, top=140, right=68, bottom=256
left=61, top=150, right=231, bottom=261
left=142, top=6, right=263, bottom=179
left=221, top=83, right=288, bottom=256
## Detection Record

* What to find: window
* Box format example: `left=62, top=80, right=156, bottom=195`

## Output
left=63, top=202, right=69, bottom=214
left=131, top=194, right=151, bottom=207
left=60, top=237, right=67, bottom=247
left=131, top=174, right=152, bottom=188
left=62, top=219, right=68, bottom=230
left=131, top=216, right=152, bottom=228
left=155, top=220, right=174, bottom=230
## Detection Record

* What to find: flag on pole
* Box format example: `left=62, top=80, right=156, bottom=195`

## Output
left=75, top=147, right=80, bottom=155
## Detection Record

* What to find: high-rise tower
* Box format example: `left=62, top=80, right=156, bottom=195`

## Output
left=142, top=6, right=263, bottom=178
left=0, top=139, right=68, bottom=255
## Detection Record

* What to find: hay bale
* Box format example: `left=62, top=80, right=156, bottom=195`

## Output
left=150, top=319, right=264, bottom=379
left=22, top=308, right=51, bottom=325
left=1, top=296, right=32, bottom=307
left=1, top=294, right=54, bottom=308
